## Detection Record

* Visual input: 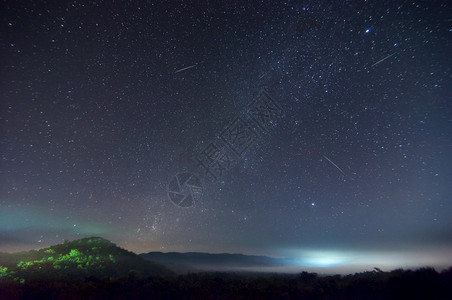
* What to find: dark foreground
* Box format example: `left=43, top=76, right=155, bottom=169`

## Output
left=1, top=267, right=451, bottom=300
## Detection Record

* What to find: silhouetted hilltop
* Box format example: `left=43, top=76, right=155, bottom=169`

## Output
left=0, top=237, right=173, bottom=283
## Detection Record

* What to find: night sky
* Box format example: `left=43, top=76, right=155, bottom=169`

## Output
left=1, top=1, right=451, bottom=272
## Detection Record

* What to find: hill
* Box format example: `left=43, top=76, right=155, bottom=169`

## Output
left=0, top=237, right=172, bottom=283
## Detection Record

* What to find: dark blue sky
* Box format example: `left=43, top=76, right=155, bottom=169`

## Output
left=1, top=0, right=451, bottom=272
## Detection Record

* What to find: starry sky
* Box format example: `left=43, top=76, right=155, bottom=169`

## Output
left=1, top=1, right=451, bottom=272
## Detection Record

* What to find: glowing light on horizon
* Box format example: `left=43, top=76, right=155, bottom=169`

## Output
left=285, top=246, right=452, bottom=271
left=294, top=250, right=351, bottom=267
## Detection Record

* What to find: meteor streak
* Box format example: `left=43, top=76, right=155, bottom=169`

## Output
left=371, top=53, right=396, bottom=67
left=174, top=64, right=197, bottom=74
left=323, top=155, right=345, bottom=175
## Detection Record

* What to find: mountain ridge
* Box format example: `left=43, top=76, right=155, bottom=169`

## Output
left=140, top=250, right=292, bottom=274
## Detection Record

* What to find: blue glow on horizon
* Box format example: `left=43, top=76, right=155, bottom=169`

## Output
left=281, top=246, right=452, bottom=272
left=293, top=250, right=351, bottom=267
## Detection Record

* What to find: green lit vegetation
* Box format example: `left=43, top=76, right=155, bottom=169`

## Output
left=1, top=240, right=108, bottom=278
left=50, top=248, right=99, bottom=270
left=0, top=266, right=8, bottom=278
left=17, top=261, right=34, bottom=269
